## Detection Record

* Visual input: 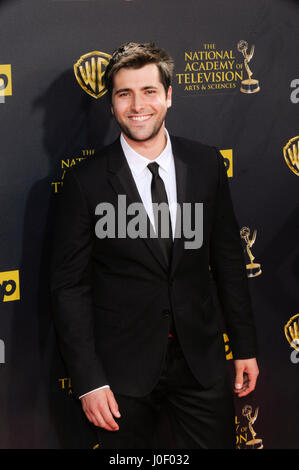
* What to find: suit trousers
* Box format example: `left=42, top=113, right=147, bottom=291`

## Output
left=95, top=336, right=236, bottom=449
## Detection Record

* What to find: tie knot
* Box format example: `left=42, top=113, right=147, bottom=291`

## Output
left=147, top=162, right=160, bottom=177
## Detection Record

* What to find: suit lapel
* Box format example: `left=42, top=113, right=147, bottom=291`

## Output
left=170, top=137, right=189, bottom=277
left=107, top=139, right=169, bottom=273
left=105, top=136, right=194, bottom=276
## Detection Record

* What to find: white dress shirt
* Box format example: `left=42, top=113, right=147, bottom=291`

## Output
left=79, top=130, right=177, bottom=399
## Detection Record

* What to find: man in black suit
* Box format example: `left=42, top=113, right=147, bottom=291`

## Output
left=51, top=42, right=259, bottom=449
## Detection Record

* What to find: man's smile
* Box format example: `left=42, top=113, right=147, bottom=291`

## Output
left=128, top=114, right=153, bottom=122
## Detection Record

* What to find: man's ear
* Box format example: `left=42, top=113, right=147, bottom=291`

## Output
left=110, top=104, right=114, bottom=115
left=166, top=86, right=172, bottom=109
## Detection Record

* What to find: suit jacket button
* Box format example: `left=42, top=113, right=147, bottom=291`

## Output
left=162, top=309, right=170, bottom=318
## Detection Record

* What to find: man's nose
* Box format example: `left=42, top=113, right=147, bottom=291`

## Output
left=131, top=93, right=144, bottom=112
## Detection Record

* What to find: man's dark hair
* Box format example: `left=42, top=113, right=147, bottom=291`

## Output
left=104, top=42, right=174, bottom=101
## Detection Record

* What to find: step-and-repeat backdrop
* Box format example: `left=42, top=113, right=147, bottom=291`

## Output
left=0, top=0, right=298, bottom=449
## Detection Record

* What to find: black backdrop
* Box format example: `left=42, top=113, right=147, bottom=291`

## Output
left=0, top=0, right=298, bottom=449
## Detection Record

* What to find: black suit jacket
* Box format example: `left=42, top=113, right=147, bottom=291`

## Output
left=51, top=136, right=257, bottom=398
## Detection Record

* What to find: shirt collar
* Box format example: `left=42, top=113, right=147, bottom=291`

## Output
left=120, top=129, right=173, bottom=176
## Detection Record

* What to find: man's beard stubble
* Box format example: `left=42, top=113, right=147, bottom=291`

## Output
left=115, top=110, right=167, bottom=143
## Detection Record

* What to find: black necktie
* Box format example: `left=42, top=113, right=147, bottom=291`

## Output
left=147, top=162, right=173, bottom=267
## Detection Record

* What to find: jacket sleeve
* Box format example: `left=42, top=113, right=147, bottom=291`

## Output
left=209, top=148, right=258, bottom=359
left=50, top=168, right=108, bottom=398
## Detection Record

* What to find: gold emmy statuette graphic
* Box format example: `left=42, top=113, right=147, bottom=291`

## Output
left=74, top=51, right=112, bottom=99
left=242, top=405, right=263, bottom=449
left=240, top=227, right=262, bottom=278
left=283, top=136, right=299, bottom=176
left=237, top=40, right=260, bottom=94
left=284, top=313, right=299, bottom=351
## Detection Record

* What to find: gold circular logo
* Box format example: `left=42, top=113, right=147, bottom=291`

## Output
left=283, top=136, right=299, bottom=176
left=74, top=51, right=112, bottom=99
left=284, top=313, right=299, bottom=351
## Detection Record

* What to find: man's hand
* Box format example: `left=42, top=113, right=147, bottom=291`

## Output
left=234, top=358, right=259, bottom=397
left=80, top=388, right=121, bottom=431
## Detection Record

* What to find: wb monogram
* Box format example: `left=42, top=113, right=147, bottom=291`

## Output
left=74, top=51, right=112, bottom=99
left=283, top=136, right=299, bottom=176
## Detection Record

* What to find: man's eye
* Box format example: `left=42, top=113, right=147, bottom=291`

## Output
left=146, top=90, right=156, bottom=94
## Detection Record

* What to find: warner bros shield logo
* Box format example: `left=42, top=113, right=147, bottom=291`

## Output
left=74, top=51, right=112, bottom=99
